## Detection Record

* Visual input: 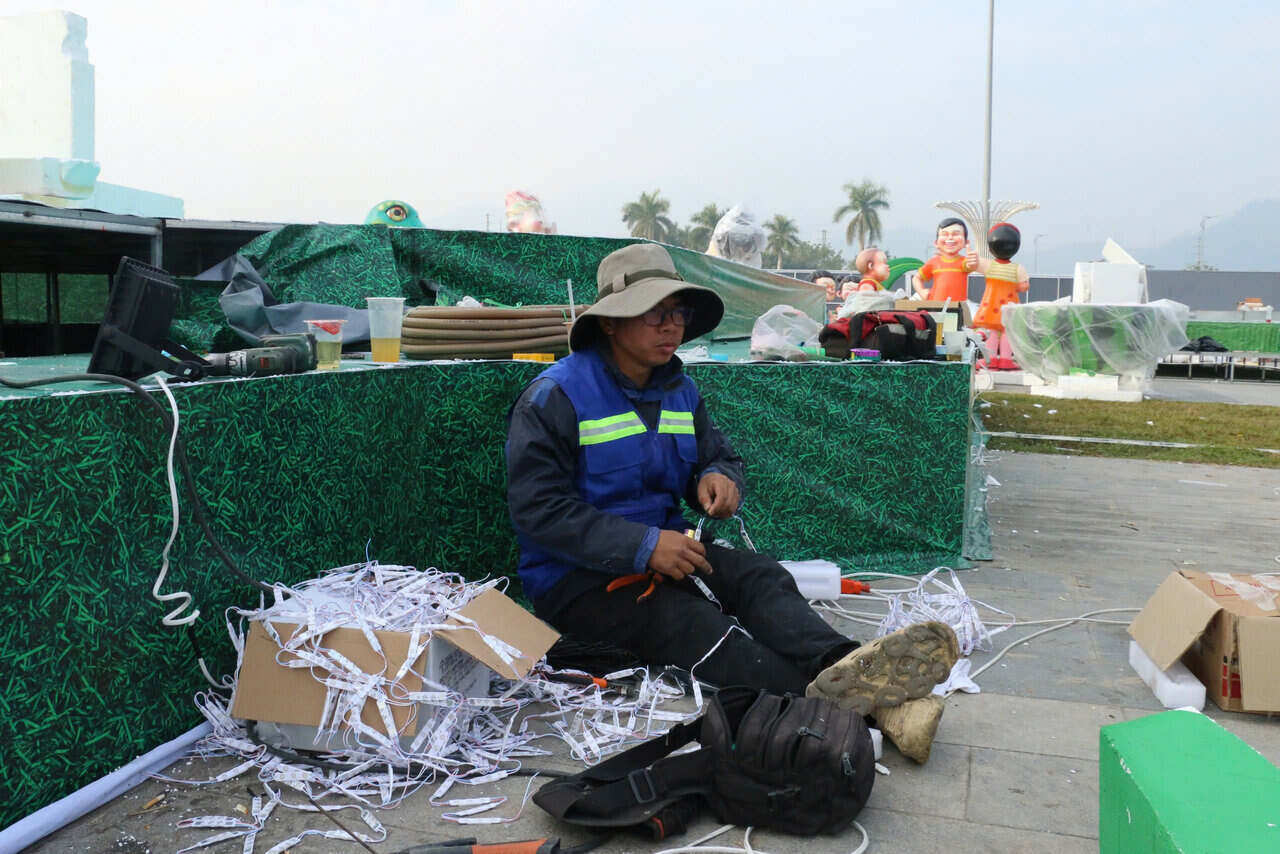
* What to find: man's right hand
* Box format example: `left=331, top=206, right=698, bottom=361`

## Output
left=648, top=530, right=713, bottom=581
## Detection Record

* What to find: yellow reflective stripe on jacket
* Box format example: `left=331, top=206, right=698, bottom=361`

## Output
left=657, top=409, right=695, bottom=435
left=579, top=411, right=646, bottom=446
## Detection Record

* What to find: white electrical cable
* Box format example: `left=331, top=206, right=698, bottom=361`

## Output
left=653, top=821, right=868, bottom=854
left=150, top=377, right=199, bottom=626
left=148, top=379, right=228, bottom=691
left=967, top=607, right=1140, bottom=680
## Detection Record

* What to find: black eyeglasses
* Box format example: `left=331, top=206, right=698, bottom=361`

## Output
left=640, top=305, right=694, bottom=327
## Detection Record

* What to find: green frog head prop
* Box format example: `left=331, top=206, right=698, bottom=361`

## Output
left=365, top=200, right=425, bottom=228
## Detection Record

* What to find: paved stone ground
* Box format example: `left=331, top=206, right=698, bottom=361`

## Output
left=25, top=451, right=1280, bottom=854
left=1145, top=375, right=1280, bottom=407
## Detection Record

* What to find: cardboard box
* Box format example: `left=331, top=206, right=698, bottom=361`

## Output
left=896, top=299, right=972, bottom=330
left=230, top=587, right=560, bottom=747
left=1128, top=571, right=1280, bottom=714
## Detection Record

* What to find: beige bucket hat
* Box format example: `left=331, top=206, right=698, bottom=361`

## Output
left=569, top=243, right=725, bottom=351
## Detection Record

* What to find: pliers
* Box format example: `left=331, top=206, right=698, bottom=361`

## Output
left=605, top=569, right=663, bottom=602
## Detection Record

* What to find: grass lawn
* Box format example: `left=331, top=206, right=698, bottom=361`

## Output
left=978, top=392, right=1280, bottom=468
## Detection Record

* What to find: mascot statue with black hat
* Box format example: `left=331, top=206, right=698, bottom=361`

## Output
left=973, top=222, right=1030, bottom=370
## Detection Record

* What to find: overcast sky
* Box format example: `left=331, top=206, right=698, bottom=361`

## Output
left=8, top=0, right=1279, bottom=262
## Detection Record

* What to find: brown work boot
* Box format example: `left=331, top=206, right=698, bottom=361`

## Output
left=874, top=695, right=946, bottom=764
left=805, top=621, right=959, bottom=716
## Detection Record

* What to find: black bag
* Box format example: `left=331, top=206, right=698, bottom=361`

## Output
left=819, top=310, right=937, bottom=361
left=533, top=688, right=876, bottom=837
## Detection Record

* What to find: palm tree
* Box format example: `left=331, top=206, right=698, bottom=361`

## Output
left=763, top=215, right=801, bottom=269
left=666, top=224, right=696, bottom=250
left=687, top=203, right=726, bottom=251
left=833, top=180, right=890, bottom=251
left=621, top=191, right=676, bottom=242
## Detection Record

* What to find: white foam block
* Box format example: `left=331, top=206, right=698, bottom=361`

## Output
left=1128, top=640, right=1205, bottom=711
left=990, top=370, right=1046, bottom=387
left=869, top=727, right=883, bottom=761
left=1030, top=384, right=1143, bottom=403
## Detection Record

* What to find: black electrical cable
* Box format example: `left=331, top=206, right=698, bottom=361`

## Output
left=0, top=371, right=274, bottom=595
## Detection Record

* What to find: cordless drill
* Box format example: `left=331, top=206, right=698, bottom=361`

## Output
left=203, top=333, right=317, bottom=377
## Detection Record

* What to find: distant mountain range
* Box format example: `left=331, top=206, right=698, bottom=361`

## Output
left=1028, top=199, right=1280, bottom=276
left=877, top=199, right=1280, bottom=277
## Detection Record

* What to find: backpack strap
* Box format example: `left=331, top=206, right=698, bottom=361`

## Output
left=533, top=716, right=710, bottom=827
left=533, top=687, right=761, bottom=829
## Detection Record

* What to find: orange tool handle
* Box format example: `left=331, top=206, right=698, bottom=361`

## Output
left=471, top=840, right=556, bottom=854
left=840, top=579, right=871, bottom=595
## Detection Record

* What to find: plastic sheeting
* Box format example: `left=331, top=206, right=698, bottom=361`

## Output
left=749, top=304, right=823, bottom=359
left=1002, top=300, right=1190, bottom=382
left=705, top=205, right=765, bottom=268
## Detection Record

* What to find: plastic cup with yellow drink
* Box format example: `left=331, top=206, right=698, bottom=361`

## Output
left=365, top=297, right=406, bottom=363
left=303, top=319, right=347, bottom=370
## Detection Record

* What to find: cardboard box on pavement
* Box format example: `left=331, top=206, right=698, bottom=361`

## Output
left=1128, top=570, right=1280, bottom=714
left=230, top=587, right=560, bottom=747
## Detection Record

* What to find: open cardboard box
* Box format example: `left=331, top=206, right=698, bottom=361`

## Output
left=1129, top=570, right=1280, bottom=714
left=230, top=587, right=560, bottom=747
left=897, top=299, right=973, bottom=331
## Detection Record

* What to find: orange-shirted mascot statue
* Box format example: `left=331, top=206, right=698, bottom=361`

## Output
left=972, top=222, right=1030, bottom=370
left=913, top=217, right=978, bottom=302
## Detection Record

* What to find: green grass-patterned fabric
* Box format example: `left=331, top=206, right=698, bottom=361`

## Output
left=0, top=357, right=972, bottom=828
left=176, top=225, right=823, bottom=345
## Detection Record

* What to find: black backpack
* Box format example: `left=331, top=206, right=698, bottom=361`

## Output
left=819, top=309, right=938, bottom=360
left=533, top=688, right=876, bottom=837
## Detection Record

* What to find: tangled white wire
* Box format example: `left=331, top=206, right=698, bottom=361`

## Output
left=653, top=821, right=869, bottom=854
left=873, top=567, right=1007, bottom=655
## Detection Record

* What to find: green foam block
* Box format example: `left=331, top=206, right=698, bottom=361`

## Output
left=1100, top=711, right=1280, bottom=853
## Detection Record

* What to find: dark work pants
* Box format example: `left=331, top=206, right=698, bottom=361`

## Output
left=545, top=544, right=858, bottom=695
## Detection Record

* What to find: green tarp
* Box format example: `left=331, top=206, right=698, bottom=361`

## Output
left=171, top=225, right=825, bottom=351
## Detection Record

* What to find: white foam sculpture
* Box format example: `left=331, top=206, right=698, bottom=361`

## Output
left=0, top=11, right=182, bottom=217
left=1072, top=239, right=1149, bottom=304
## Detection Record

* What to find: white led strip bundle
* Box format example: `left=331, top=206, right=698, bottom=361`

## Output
left=165, top=561, right=698, bottom=852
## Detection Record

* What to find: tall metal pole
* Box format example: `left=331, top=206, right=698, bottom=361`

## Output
left=981, top=0, right=995, bottom=236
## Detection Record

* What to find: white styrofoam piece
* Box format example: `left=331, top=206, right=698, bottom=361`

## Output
left=10, top=180, right=185, bottom=218
left=1030, top=384, right=1143, bottom=403
left=779, top=559, right=841, bottom=600
left=0, top=156, right=99, bottom=199
left=1072, top=261, right=1146, bottom=304
left=869, top=727, right=883, bottom=761
left=0, top=12, right=185, bottom=217
left=1058, top=373, right=1120, bottom=391
left=0, top=11, right=95, bottom=160
left=989, top=370, right=1046, bottom=387
left=1129, top=640, right=1205, bottom=711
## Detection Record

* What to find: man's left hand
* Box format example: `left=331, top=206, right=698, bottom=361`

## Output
left=697, top=472, right=740, bottom=519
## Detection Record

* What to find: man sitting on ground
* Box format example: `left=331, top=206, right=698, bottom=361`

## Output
left=505, top=243, right=959, bottom=762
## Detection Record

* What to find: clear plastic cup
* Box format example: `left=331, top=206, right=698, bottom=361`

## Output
left=304, top=319, right=347, bottom=370
left=366, top=297, right=406, bottom=363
